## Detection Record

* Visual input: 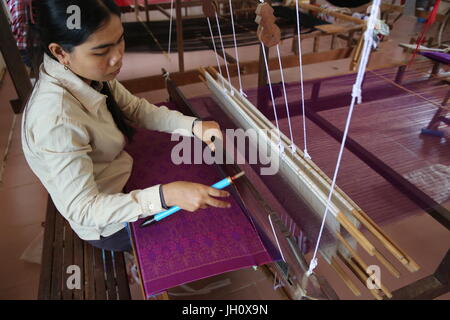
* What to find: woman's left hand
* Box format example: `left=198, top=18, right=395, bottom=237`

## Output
left=193, top=120, right=223, bottom=152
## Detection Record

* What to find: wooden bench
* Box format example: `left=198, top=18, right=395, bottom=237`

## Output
left=38, top=195, right=131, bottom=300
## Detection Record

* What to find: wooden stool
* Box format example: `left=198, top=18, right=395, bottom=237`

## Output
left=38, top=195, right=131, bottom=300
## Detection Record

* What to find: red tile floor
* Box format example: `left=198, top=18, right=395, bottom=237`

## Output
left=0, top=9, right=449, bottom=299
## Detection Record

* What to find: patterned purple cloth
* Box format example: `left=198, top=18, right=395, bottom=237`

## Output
left=124, top=128, right=273, bottom=298
left=420, top=51, right=450, bottom=65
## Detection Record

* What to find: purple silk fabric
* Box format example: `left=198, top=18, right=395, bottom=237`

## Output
left=420, top=51, right=450, bottom=65
left=124, top=128, right=273, bottom=298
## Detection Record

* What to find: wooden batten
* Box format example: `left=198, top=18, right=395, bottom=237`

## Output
left=351, top=209, right=420, bottom=273
left=329, top=256, right=362, bottom=296
left=122, top=48, right=354, bottom=94
left=336, top=233, right=392, bottom=298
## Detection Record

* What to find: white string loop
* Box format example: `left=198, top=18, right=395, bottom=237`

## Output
left=306, top=0, right=381, bottom=277
left=352, top=85, right=362, bottom=103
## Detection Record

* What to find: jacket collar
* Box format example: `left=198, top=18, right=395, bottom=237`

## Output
left=42, top=54, right=107, bottom=113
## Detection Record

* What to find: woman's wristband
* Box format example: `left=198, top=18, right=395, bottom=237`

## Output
left=159, top=185, right=169, bottom=210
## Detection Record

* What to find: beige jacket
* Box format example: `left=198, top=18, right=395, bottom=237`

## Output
left=22, top=54, right=197, bottom=240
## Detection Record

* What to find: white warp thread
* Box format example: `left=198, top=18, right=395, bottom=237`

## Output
left=306, top=0, right=381, bottom=277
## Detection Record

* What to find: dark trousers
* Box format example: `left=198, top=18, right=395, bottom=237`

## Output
left=19, top=49, right=31, bottom=68
left=86, top=227, right=132, bottom=252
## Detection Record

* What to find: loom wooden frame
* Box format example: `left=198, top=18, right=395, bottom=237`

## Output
left=163, top=70, right=340, bottom=300
left=197, top=66, right=422, bottom=299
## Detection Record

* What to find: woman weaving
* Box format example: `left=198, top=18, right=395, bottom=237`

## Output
left=22, top=0, right=231, bottom=252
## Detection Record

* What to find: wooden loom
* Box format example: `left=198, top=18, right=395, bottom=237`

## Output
left=189, top=1, right=421, bottom=300
left=117, top=1, right=448, bottom=300
left=120, top=0, right=370, bottom=93
left=197, top=64, right=420, bottom=300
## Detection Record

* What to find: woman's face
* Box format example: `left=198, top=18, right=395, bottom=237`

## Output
left=50, top=14, right=125, bottom=83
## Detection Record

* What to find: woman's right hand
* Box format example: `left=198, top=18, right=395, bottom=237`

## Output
left=161, top=181, right=231, bottom=212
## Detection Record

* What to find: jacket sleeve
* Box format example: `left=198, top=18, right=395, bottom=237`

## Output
left=108, top=79, right=197, bottom=136
left=33, top=115, right=164, bottom=230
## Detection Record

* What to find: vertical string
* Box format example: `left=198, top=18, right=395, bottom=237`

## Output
left=276, top=44, right=296, bottom=153
left=207, top=17, right=226, bottom=90
left=215, top=12, right=233, bottom=93
left=295, top=0, right=310, bottom=159
left=269, top=215, right=286, bottom=263
left=261, top=42, right=284, bottom=152
left=228, top=0, right=246, bottom=96
left=167, top=0, right=175, bottom=55
left=306, top=0, right=381, bottom=277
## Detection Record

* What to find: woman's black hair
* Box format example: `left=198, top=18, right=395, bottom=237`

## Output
left=29, top=0, right=135, bottom=141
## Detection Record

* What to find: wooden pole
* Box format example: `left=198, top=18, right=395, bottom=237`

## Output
left=134, top=0, right=139, bottom=20
left=388, top=250, right=449, bottom=299
left=144, top=0, right=150, bottom=22
left=257, top=44, right=269, bottom=109
left=176, top=0, right=184, bottom=72
left=258, top=44, right=269, bottom=88
left=338, top=252, right=383, bottom=300
left=0, top=1, right=32, bottom=113
left=329, top=256, right=361, bottom=296
left=350, top=33, right=364, bottom=71
left=336, top=233, right=393, bottom=298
